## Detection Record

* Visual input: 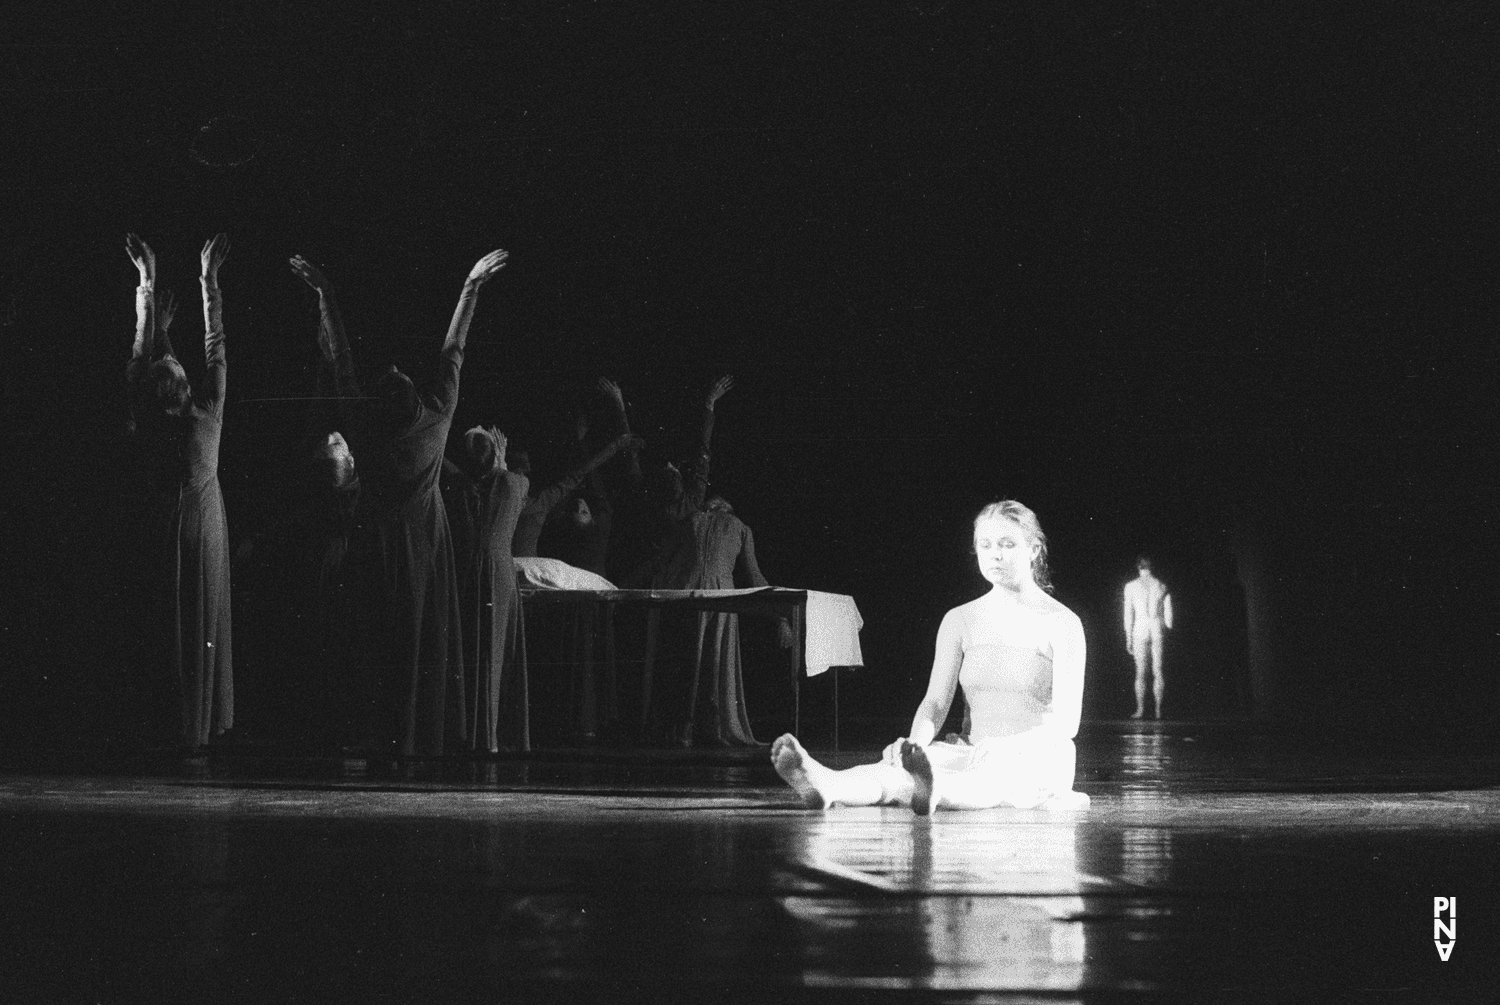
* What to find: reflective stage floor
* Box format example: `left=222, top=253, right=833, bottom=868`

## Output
left=2, top=724, right=1496, bottom=1003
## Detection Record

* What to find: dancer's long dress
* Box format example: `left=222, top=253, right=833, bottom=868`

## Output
left=291, top=481, right=360, bottom=745
left=467, top=469, right=529, bottom=752
left=675, top=508, right=770, bottom=746
left=347, top=385, right=467, bottom=754
left=336, top=329, right=474, bottom=759
left=928, top=643, right=1081, bottom=807
left=127, top=280, right=232, bottom=749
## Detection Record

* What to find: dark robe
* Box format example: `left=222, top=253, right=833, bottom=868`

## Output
left=451, top=465, right=529, bottom=752
left=320, top=283, right=480, bottom=756
left=654, top=508, right=773, bottom=746
left=244, top=478, right=360, bottom=747
left=127, top=279, right=232, bottom=749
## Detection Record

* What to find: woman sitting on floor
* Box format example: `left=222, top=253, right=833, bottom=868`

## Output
left=772, top=500, right=1088, bottom=814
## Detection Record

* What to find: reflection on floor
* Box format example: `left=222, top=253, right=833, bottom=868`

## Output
left=1, top=722, right=1496, bottom=1001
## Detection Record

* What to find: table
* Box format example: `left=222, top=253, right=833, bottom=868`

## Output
left=515, top=587, right=860, bottom=751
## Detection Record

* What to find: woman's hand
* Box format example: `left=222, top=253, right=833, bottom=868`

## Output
left=616, top=433, right=646, bottom=453
left=126, top=233, right=156, bottom=286
left=490, top=427, right=509, bottom=471
left=466, top=248, right=509, bottom=286
left=705, top=374, right=734, bottom=409
left=289, top=255, right=330, bottom=294
left=598, top=377, right=626, bottom=410
left=200, top=233, right=230, bottom=281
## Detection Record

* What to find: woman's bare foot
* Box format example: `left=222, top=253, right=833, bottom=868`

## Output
left=771, top=734, right=826, bottom=809
left=900, top=741, right=935, bottom=816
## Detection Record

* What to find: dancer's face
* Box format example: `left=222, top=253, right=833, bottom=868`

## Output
left=974, top=515, right=1036, bottom=589
left=571, top=498, right=593, bottom=527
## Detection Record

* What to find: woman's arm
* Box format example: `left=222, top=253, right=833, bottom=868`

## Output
left=598, top=378, right=643, bottom=488
left=200, top=234, right=230, bottom=413
left=291, top=256, right=361, bottom=403
left=736, top=525, right=795, bottom=647
left=126, top=233, right=156, bottom=365
left=435, top=249, right=508, bottom=416
left=1163, top=591, right=1175, bottom=631
left=684, top=375, right=732, bottom=510
left=527, top=434, right=645, bottom=518
left=154, top=288, right=179, bottom=362
left=1040, top=609, right=1086, bottom=740
left=905, top=609, right=963, bottom=747
left=734, top=523, right=770, bottom=589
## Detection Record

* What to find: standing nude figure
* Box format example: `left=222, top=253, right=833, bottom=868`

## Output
left=1123, top=556, right=1173, bottom=719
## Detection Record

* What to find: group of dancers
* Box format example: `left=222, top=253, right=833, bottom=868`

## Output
left=124, top=235, right=783, bottom=757
left=125, top=232, right=1090, bottom=813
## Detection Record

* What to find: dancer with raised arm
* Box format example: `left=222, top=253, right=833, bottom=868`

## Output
left=772, top=500, right=1089, bottom=813
left=546, top=378, right=644, bottom=577
left=511, top=429, right=644, bottom=558
left=290, top=248, right=508, bottom=756
left=125, top=233, right=234, bottom=752
left=1123, top=555, right=1174, bottom=719
left=628, top=376, right=735, bottom=746
left=231, top=327, right=361, bottom=750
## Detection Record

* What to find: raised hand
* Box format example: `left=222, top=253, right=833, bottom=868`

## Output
left=158, top=289, right=178, bottom=334
left=489, top=427, right=509, bottom=471
left=200, top=233, right=230, bottom=281
left=289, top=255, right=330, bottom=294
left=597, top=377, right=626, bottom=409
left=706, top=374, right=734, bottom=409
left=126, top=233, right=156, bottom=285
left=466, top=248, right=509, bottom=286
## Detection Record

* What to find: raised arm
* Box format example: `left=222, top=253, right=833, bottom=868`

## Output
left=434, top=248, right=508, bottom=415
left=598, top=377, right=643, bottom=488
left=290, top=256, right=361, bottom=403
left=200, top=233, right=230, bottom=412
left=154, top=288, right=180, bottom=362
left=126, top=233, right=157, bottom=366
left=524, top=433, right=645, bottom=518
left=684, top=375, right=732, bottom=510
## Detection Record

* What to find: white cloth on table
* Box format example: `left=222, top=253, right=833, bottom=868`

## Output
left=804, top=589, right=863, bottom=677
left=515, top=557, right=617, bottom=591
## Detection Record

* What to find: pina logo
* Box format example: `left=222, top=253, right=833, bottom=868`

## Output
left=1433, top=897, right=1456, bottom=961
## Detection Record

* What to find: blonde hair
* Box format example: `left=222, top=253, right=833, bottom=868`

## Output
left=973, top=499, right=1053, bottom=593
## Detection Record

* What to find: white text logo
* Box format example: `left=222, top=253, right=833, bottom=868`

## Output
left=1433, top=897, right=1456, bottom=961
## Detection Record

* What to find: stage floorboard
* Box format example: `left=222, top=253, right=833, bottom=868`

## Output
left=2, top=724, right=1494, bottom=1002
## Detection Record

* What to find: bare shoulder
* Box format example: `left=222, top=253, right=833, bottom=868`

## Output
left=1036, top=593, right=1084, bottom=633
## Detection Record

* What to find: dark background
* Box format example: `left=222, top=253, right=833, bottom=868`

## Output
left=2, top=2, right=1495, bottom=748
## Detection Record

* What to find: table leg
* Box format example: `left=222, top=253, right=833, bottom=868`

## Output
left=791, top=603, right=804, bottom=736
left=518, top=599, right=531, bottom=753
